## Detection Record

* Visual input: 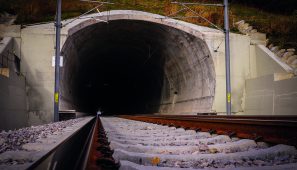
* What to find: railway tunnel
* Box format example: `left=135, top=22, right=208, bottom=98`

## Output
left=60, top=19, right=216, bottom=115
left=2, top=10, right=297, bottom=170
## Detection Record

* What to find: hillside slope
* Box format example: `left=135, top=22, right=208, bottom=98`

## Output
left=0, top=0, right=296, bottom=48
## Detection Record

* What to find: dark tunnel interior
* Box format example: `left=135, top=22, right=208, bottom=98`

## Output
left=64, top=20, right=167, bottom=115
left=61, top=19, right=215, bottom=115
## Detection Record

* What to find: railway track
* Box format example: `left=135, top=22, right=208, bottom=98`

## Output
left=15, top=115, right=296, bottom=169
left=92, top=115, right=297, bottom=170
left=119, top=115, right=297, bottom=147
left=85, top=116, right=120, bottom=170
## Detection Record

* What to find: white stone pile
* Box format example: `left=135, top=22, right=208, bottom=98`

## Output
left=267, top=44, right=297, bottom=69
left=102, top=117, right=297, bottom=170
left=235, top=20, right=297, bottom=73
left=235, top=20, right=258, bottom=35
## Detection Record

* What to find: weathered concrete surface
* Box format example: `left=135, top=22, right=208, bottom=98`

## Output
left=19, top=29, right=57, bottom=125
left=58, top=10, right=261, bottom=115
left=0, top=37, right=27, bottom=130
left=2, top=10, right=295, bottom=126
left=0, top=25, right=20, bottom=37
left=243, top=44, right=297, bottom=115
left=17, top=10, right=269, bottom=122
left=61, top=19, right=215, bottom=114
left=255, top=45, right=294, bottom=77
left=245, top=75, right=297, bottom=115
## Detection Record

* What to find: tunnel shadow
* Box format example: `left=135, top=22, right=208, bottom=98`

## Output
left=61, top=20, right=166, bottom=115
left=60, top=19, right=215, bottom=116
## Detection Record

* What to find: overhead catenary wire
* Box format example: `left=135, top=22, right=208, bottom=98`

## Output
left=171, top=1, right=224, bottom=7
left=179, top=3, right=224, bottom=32
left=62, top=3, right=105, bottom=26
left=160, top=1, right=232, bottom=115
left=157, top=1, right=225, bottom=51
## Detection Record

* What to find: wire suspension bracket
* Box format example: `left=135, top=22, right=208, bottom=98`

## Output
left=54, top=0, right=113, bottom=122
left=162, top=1, right=232, bottom=115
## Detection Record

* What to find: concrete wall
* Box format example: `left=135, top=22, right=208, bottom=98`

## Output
left=245, top=75, right=297, bottom=115
left=205, top=33, right=253, bottom=113
left=2, top=10, right=296, bottom=129
left=61, top=19, right=216, bottom=114
left=61, top=11, right=261, bottom=114
left=3, top=10, right=294, bottom=127
left=243, top=45, right=297, bottom=115
left=20, top=27, right=67, bottom=125
left=254, top=45, right=292, bottom=77
left=17, top=10, right=261, bottom=121
left=0, top=37, right=27, bottom=130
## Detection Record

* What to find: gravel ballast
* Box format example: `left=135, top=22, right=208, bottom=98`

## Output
left=101, top=117, right=297, bottom=170
left=0, top=117, right=94, bottom=169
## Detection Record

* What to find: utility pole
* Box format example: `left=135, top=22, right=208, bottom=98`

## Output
left=53, top=0, right=112, bottom=122
left=170, top=1, right=232, bottom=115
left=224, top=0, right=232, bottom=115
left=54, top=0, right=62, bottom=122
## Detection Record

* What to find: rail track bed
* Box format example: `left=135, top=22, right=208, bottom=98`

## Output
left=0, top=117, right=95, bottom=170
left=98, top=116, right=297, bottom=170
left=3, top=115, right=296, bottom=169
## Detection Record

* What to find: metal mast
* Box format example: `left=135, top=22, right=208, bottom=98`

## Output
left=169, top=1, right=232, bottom=115
left=54, top=0, right=62, bottom=122
left=224, top=0, right=232, bottom=115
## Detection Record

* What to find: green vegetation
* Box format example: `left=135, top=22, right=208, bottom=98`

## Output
left=0, top=0, right=296, bottom=48
left=229, top=4, right=297, bottom=48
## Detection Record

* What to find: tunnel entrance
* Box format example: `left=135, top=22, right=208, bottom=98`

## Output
left=61, top=19, right=215, bottom=115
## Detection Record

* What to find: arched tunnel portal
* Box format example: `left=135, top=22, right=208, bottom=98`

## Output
left=61, top=17, right=216, bottom=115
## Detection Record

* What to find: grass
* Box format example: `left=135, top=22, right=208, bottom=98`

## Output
left=1, top=0, right=296, bottom=49
left=230, top=4, right=297, bottom=48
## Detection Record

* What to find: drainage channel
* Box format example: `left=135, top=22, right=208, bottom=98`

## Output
left=100, top=117, right=297, bottom=170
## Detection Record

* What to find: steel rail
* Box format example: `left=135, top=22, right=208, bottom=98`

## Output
left=27, top=117, right=96, bottom=170
left=86, top=116, right=120, bottom=170
left=119, top=115, right=297, bottom=147
left=26, top=117, right=119, bottom=170
left=131, top=114, right=297, bottom=120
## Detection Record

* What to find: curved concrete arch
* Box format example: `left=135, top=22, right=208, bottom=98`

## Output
left=60, top=10, right=216, bottom=115
left=64, top=10, right=221, bottom=40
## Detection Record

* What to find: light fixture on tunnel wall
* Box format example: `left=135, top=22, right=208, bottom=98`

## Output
left=169, top=1, right=232, bottom=115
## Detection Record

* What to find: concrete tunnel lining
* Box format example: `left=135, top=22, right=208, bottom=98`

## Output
left=60, top=12, right=216, bottom=115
